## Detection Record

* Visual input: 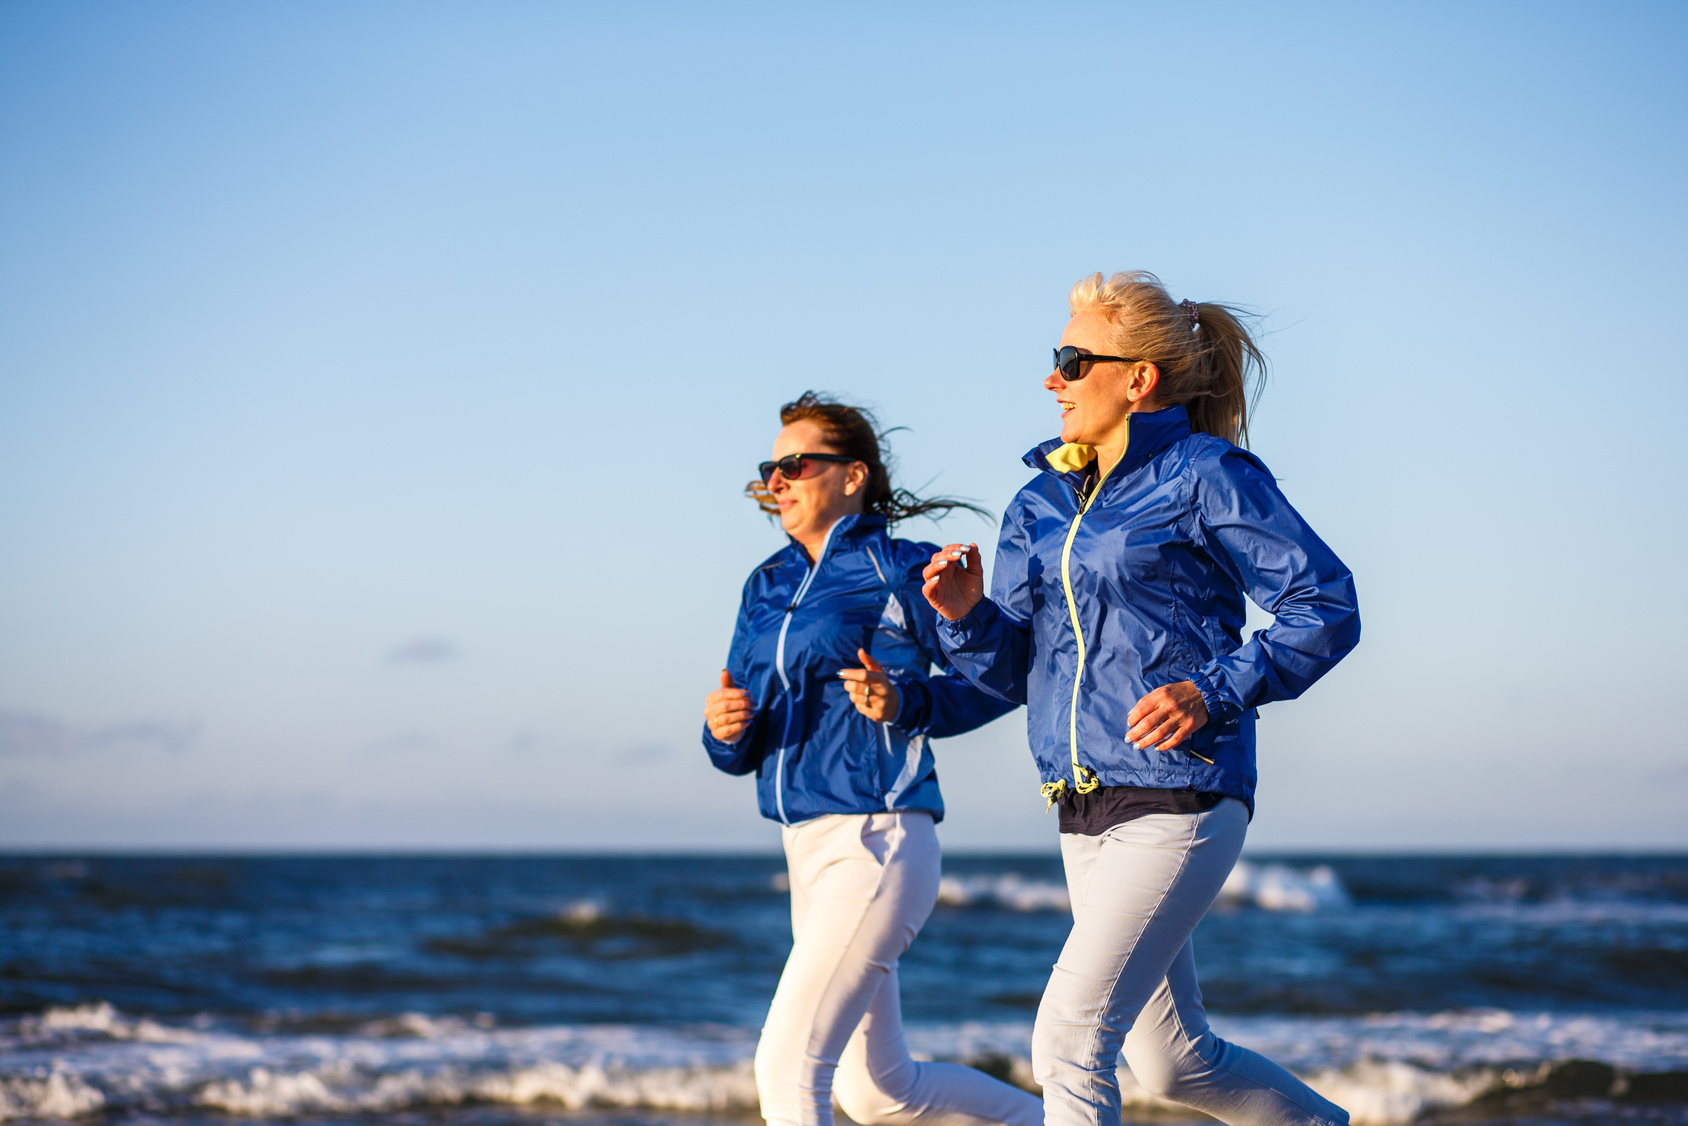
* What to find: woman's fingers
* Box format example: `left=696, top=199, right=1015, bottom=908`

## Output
left=838, top=654, right=898, bottom=722
left=708, top=699, right=755, bottom=719
left=1126, top=681, right=1209, bottom=751
left=1137, top=715, right=1185, bottom=751
left=710, top=719, right=749, bottom=741
left=704, top=686, right=755, bottom=732
left=922, top=543, right=983, bottom=621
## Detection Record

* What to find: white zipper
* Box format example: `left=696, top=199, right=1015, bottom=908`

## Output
left=771, top=519, right=842, bottom=825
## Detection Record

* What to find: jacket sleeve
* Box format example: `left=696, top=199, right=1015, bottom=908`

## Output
left=886, top=547, right=1020, bottom=737
left=700, top=579, right=769, bottom=775
left=935, top=494, right=1037, bottom=705
left=1187, top=447, right=1361, bottom=724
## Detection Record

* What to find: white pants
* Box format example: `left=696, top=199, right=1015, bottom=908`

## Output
left=756, top=811, right=1044, bottom=1126
left=1033, top=801, right=1348, bottom=1126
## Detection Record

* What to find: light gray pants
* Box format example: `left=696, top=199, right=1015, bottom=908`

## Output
left=1032, top=800, right=1348, bottom=1126
left=756, top=811, right=1044, bottom=1126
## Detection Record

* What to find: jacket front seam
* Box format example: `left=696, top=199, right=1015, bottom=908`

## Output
left=771, top=520, right=843, bottom=825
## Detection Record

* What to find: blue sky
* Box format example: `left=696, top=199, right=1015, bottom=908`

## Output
left=2, top=1, right=1684, bottom=851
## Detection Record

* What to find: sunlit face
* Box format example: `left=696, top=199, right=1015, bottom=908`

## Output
left=766, top=420, right=866, bottom=542
left=1042, top=312, right=1155, bottom=447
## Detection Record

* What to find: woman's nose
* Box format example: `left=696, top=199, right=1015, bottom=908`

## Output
left=1043, top=370, right=1065, bottom=391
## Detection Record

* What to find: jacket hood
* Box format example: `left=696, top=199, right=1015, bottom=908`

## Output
left=1024, top=404, right=1194, bottom=491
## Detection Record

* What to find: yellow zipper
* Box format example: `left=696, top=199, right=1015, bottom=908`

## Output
left=1041, top=420, right=1127, bottom=811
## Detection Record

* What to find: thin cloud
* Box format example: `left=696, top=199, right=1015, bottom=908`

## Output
left=387, top=637, right=459, bottom=666
left=365, top=732, right=437, bottom=757
left=0, top=711, right=198, bottom=756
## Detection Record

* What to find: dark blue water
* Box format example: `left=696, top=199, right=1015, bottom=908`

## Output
left=3, top=853, right=1686, bottom=1125
left=6, top=854, right=1686, bottom=1023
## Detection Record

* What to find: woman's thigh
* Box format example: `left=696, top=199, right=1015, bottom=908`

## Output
left=1043, top=801, right=1247, bottom=1041
left=764, top=813, right=940, bottom=1058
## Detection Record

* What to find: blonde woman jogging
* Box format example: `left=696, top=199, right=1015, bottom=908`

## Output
left=703, top=393, right=1042, bottom=1126
left=924, top=273, right=1360, bottom=1126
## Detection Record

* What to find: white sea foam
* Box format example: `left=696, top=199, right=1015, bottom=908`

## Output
left=1219, top=861, right=1352, bottom=912
left=936, top=861, right=1352, bottom=914
left=937, top=874, right=1071, bottom=912
left=2, top=1005, right=1685, bottom=1123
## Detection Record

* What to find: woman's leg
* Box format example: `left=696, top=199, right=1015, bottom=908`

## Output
left=754, top=812, right=936, bottom=1126
left=835, top=961, right=1043, bottom=1126
left=1121, top=938, right=1346, bottom=1126
left=754, top=811, right=1041, bottom=1126
left=1032, top=800, right=1346, bottom=1126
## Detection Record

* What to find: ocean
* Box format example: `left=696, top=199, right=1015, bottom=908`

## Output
left=3, top=853, right=1686, bottom=1126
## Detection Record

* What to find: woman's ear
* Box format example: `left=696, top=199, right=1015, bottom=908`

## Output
left=844, top=461, right=869, bottom=496
left=1127, top=362, right=1161, bottom=405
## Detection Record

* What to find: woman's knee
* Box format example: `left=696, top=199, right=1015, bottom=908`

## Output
left=754, top=1036, right=795, bottom=1099
left=832, top=1055, right=916, bottom=1126
left=1121, top=1037, right=1207, bottom=1101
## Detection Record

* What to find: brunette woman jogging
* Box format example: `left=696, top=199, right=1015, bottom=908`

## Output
left=924, top=273, right=1360, bottom=1126
left=703, top=393, right=1042, bottom=1126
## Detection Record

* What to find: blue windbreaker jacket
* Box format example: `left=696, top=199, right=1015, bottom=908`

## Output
left=703, top=514, right=1018, bottom=825
left=937, top=404, right=1360, bottom=812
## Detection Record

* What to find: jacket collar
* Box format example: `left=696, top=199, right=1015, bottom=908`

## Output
left=1024, top=404, right=1193, bottom=493
left=782, top=512, right=886, bottom=561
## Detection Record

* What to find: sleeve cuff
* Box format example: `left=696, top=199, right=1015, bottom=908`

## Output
left=1190, top=667, right=1241, bottom=726
left=886, top=671, right=931, bottom=732
left=936, top=597, right=997, bottom=643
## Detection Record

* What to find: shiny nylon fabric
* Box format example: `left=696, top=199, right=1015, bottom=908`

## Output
left=937, top=405, right=1360, bottom=810
left=703, top=515, right=1018, bottom=824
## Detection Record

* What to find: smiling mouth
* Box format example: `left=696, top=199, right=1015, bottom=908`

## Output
left=1058, top=400, right=1076, bottom=414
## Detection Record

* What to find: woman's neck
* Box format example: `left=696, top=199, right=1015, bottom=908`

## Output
left=1094, top=401, right=1160, bottom=479
left=792, top=517, right=840, bottom=564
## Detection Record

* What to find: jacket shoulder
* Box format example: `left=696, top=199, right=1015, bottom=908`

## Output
left=1184, top=433, right=1274, bottom=480
left=886, top=534, right=936, bottom=565
left=741, top=546, right=795, bottom=597
left=1012, top=471, right=1068, bottom=510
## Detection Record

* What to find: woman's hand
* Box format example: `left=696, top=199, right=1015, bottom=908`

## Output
left=839, top=648, right=899, bottom=723
left=704, top=669, right=756, bottom=742
left=922, top=542, right=984, bottom=622
left=1125, top=681, right=1209, bottom=752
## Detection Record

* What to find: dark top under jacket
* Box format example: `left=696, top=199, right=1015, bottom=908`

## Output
left=1056, top=785, right=1224, bottom=836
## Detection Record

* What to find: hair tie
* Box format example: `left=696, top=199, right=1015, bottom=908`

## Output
left=1181, top=299, right=1199, bottom=328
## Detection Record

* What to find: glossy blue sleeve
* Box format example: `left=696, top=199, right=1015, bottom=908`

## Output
left=700, top=580, right=768, bottom=775
left=887, top=549, right=1020, bottom=737
left=935, top=495, right=1036, bottom=705
left=1188, top=447, right=1361, bottom=723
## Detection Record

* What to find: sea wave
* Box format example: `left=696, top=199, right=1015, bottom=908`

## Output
left=3, top=1004, right=1685, bottom=1124
left=936, top=860, right=1352, bottom=914
left=1219, top=861, right=1351, bottom=912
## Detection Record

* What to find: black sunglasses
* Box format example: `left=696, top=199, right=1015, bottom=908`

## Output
left=1053, top=345, right=1149, bottom=381
left=757, top=453, right=858, bottom=485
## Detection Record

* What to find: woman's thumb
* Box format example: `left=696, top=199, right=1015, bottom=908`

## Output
left=856, top=648, right=884, bottom=672
left=719, top=668, right=734, bottom=689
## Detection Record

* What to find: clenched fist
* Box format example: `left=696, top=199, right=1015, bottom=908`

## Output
left=838, top=648, right=899, bottom=723
left=704, top=669, right=756, bottom=742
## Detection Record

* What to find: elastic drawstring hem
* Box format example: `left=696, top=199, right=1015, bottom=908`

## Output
left=1041, top=766, right=1101, bottom=812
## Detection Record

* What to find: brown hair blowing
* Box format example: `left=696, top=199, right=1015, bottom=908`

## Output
left=1068, top=271, right=1266, bottom=447
left=746, top=392, right=990, bottom=526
